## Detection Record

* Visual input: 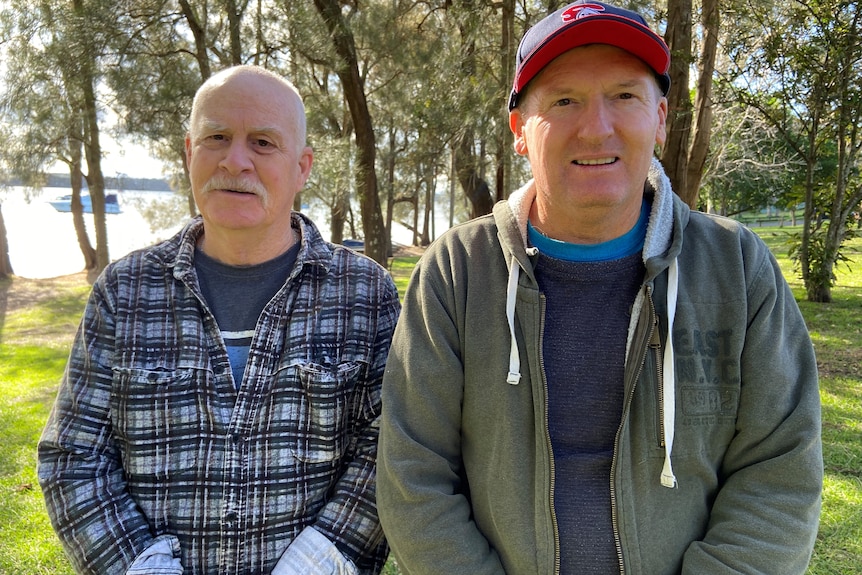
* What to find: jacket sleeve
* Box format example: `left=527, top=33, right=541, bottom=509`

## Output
left=309, top=275, right=401, bottom=574
left=37, top=280, right=166, bottom=575
left=377, top=255, right=507, bottom=575
left=681, top=242, right=822, bottom=574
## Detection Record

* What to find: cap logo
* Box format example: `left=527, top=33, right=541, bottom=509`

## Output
left=561, top=3, right=606, bottom=22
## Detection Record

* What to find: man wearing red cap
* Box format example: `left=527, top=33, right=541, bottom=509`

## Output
left=377, top=1, right=822, bottom=574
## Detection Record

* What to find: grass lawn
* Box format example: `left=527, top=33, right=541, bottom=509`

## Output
left=756, top=227, right=862, bottom=574
left=0, top=227, right=859, bottom=574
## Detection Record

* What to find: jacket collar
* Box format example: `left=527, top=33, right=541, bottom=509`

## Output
left=501, top=156, right=679, bottom=271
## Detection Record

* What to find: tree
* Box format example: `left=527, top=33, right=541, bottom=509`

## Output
left=71, top=0, right=113, bottom=272
left=661, top=0, right=720, bottom=208
left=725, top=0, right=862, bottom=302
left=661, top=0, right=694, bottom=203
left=311, top=0, right=388, bottom=265
left=449, top=0, right=496, bottom=218
left=109, top=1, right=199, bottom=217
left=0, top=0, right=114, bottom=274
left=701, top=99, right=800, bottom=216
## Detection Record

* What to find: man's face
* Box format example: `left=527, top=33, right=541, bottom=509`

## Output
left=510, top=44, right=667, bottom=242
left=185, top=74, right=312, bottom=241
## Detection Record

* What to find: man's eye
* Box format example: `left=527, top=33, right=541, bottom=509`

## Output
left=256, top=139, right=273, bottom=148
left=555, top=98, right=572, bottom=107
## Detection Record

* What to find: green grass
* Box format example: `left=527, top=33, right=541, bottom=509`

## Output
left=0, top=279, right=88, bottom=575
left=757, top=226, right=862, bottom=575
left=388, top=255, right=419, bottom=299
left=1, top=233, right=859, bottom=573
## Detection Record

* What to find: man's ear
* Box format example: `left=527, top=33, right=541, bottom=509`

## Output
left=184, top=133, right=193, bottom=166
left=509, top=110, right=528, bottom=156
left=297, top=146, right=314, bottom=188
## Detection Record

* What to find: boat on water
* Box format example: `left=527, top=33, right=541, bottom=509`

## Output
left=341, top=238, right=364, bottom=252
left=49, top=193, right=121, bottom=214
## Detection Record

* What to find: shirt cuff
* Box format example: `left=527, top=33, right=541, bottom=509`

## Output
left=126, top=534, right=183, bottom=575
left=272, top=526, right=358, bottom=575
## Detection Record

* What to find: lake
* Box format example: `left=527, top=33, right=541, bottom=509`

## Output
left=2, top=187, right=181, bottom=279
left=3, top=186, right=434, bottom=279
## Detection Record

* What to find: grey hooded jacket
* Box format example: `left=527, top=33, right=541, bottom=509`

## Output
left=378, top=159, right=822, bottom=575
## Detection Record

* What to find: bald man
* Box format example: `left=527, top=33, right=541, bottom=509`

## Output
left=39, top=65, right=399, bottom=575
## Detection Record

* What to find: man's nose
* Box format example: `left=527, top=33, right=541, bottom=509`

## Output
left=577, top=100, right=614, bottom=142
left=218, top=139, right=254, bottom=175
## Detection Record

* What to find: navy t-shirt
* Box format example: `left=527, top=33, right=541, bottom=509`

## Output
left=528, top=202, right=648, bottom=574
left=195, top=243, right=300, bottom=388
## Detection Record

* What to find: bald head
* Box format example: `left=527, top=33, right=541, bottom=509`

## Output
left=189, top=65, right=307, bottom=152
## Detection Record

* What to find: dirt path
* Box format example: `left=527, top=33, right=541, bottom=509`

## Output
left=0, top=272, right=90, bottom=315
left=0, top=272, right=91, bottom=348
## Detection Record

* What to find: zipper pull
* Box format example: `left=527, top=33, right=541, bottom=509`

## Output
left=649, top=315, right=661, bottom=348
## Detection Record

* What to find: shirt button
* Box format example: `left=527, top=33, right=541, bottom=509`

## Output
left=225, top=511, right=238, bottom=522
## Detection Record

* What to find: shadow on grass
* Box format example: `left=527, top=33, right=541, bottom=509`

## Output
left=0, top=278, right=9, bottom=346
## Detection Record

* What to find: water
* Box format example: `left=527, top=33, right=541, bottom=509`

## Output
left=2, top=187, right=181, bottom=279
left=3, top=185, right=449, bottom=279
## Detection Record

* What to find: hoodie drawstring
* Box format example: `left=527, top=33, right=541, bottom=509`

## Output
left=506, top=257, right=522, bottom=385
left=660, top=257, right=679, bottom=488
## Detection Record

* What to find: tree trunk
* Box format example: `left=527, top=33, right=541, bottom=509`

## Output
left=455, top=131, right=494, bottom=218
left=312, top=0, right=388, bottom=265
left=683, top=0, right=719, bottom=209
left=452, top=0, right=494, bottom=218
left=385, top=125, right=398, bottom=251
left=799, top=153, right=817, bottom=299
left=70, top=153, right=98, bottom=271
left=74, top=0, right=109, bottom=273
left=0, top=205, right=13, bottom=278
left=179, top=0, right=212, bottom=79
left=225, top=0, right=244, bottom=65
left=661, top=0, right=693, bottom=201
left=808, top=261, right=833, bottom=303
left=498, top=0, right=515, bottom=200
left=420, top=163, right=433, bottom=246
left=330, top=188, right=348, bottom=245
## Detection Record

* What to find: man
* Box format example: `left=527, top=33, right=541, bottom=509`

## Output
left=377, top=2, right=822, bottom=574
left=38, top=65, right=400, bottom=575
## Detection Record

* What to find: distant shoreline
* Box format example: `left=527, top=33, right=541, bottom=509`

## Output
left=1, top=173, right=173, bottom=193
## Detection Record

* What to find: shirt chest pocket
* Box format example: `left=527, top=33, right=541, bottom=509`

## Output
left=279, top=360, right=365, bottom=464
left=110, top=367, right=209, bottom=481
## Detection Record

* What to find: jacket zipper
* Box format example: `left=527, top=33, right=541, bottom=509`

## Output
left=610, top=287, right=658, bottom=575
left=539, top=294, right=562, bottom=575
left=650, top=314, right=665, bottom=447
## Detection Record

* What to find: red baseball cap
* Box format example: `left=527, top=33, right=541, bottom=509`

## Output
left=509, top=1, right=671, bottom=110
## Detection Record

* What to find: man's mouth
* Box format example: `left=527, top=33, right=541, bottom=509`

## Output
left=573, top=157, right=617, bottom=166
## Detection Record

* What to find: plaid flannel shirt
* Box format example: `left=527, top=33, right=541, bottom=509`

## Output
left=38, top=214, right=400, bottom=575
